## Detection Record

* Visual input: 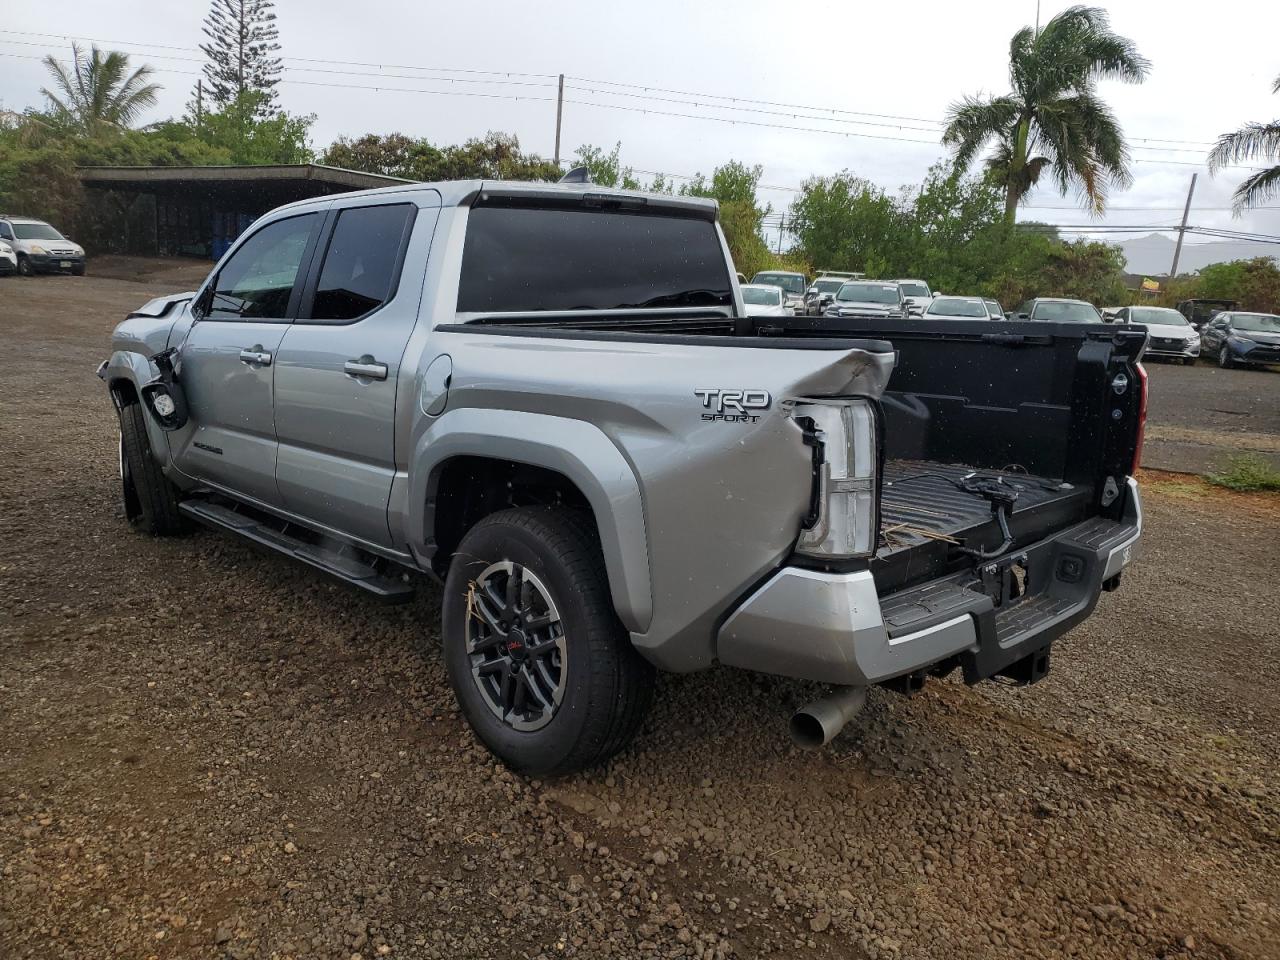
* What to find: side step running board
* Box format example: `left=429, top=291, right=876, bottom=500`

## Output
left=179, top=499, right=415, bottom=603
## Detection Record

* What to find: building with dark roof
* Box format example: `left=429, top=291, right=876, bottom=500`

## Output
left=78, top=164, right=412, bottom=259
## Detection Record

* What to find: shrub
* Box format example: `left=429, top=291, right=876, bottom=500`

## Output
left=1207, top=454, right=1280, bottom=492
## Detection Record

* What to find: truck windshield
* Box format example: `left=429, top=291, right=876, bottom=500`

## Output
left=12, top=222, right=65, bottom=241
left=1233, top=313, right=1280, bottom=333
left=1129, top=307, right=1189, bottom=326
left=898, top=282, right=930, bottom=297
left=458, top=206, right=732, bottom=313
left=752, top=273, right=805, bottom=294
left=813, top=279, right=844, bottom=293
left=837, top=283, right=899, bottom=304
left=1032, top=301, right=1102, bottom=323
left=741, top=286, right=781, bottom=305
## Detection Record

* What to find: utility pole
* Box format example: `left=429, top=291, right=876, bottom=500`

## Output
left=195, top=80, right=204, bottom=129
left=777, top=215, right=785, bottom=254
left=1169, top=173, right=1197, bottom=281
left=553, top=74, right=564, bottom=167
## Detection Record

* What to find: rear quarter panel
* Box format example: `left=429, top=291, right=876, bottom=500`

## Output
left=413, top=329, right=892, bottom=671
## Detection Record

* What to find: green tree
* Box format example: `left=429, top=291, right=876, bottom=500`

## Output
left=1035, top=239, right=1128, bottom=304
left=321, top=131, right=558, bottom=182
left=1195, top=257, right=1280, bottom=311
left=320, top=133, right=424, bottom=178
left=168, top=90, right=312, bottom=165
left=942, top=5, right=1148, bottom=222
left=1208, top=73, right=1280, bottom=210
left=787, top=172, right=903, bottom=273
left=199, top=0, right=283, bottom=116
left=571, top=142, right=642, bottom=189
left=40, top=43, right=161, bottom=137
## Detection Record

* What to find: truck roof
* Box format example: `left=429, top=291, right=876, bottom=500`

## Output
left=269, top=179, right=721, bottom=219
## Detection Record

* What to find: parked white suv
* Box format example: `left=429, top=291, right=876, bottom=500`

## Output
left=894, top=278, right=934, bottom=315
left=0, top=215, right=86, bottom=276
left=0, top=238, right=16, bottom=277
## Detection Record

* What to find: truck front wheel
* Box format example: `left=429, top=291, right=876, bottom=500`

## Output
left=118, top=401, right=186, bottom=535
left=442, top=506, right=654, bottom=777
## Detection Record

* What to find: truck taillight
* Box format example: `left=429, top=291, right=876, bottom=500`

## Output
left=1132, top=362, right=1148, bottom=474
left=793, top=399, right=878, bottom=559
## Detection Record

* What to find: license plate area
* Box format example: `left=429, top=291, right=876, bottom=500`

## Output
left=979, top=552, right=1030, bottom=608
left=60, top=260, right=71, bottom=268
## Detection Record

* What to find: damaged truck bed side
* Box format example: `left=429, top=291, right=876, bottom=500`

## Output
left=100, top=179, right=1145, bottom=775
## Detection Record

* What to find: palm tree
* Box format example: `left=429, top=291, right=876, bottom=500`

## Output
left=1208, top=74, right=1280, bottom=211
left=41, top=43, right=161, bottom=136
left=942, top=6, right=1149, bottom=223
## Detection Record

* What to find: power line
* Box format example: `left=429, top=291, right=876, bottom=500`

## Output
left=563, top=82, right=944, bottom=135
left=559, top=96, right=945, bottom=146
left=0, top=29, right=557, bottom=81
left=2, top=28, right=1225, bottom=150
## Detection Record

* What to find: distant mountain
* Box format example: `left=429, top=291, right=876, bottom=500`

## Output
left=1116, top=233, right=1280, bottom=276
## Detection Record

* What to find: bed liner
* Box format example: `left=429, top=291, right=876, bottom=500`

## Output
left=877, top=460, right=1095, bottom=558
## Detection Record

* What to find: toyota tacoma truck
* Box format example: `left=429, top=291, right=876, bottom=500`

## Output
left=99, top=178, right=1146, bottom=776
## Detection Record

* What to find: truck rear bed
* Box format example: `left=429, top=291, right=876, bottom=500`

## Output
left=875, top=459, right=1095, bottom=592
left=879, top=460, right=1093, bottom=553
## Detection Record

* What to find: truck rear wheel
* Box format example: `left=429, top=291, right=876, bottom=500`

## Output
left=118, top=401, right=186, bottom=535
left=441, top=506, right=654, bottom=777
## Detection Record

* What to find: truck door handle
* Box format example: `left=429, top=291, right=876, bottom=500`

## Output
left=239, top=346, right=272, bottom=366
left=344, top=356, right=388, bottom=381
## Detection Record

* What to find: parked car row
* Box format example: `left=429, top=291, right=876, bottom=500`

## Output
left=744, top=271, right=1276, bottom=372
left=0, top=214, right=87, bottom=277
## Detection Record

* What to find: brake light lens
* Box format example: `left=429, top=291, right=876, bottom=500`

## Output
left=794, top=399, right=878, bottom=558
left=1132, top=362, right=1148, bottom=474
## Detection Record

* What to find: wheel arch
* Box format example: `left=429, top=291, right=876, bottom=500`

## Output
left=103, top=351, right=171, bottom=470
left=409, top=408, right=653, bottom=634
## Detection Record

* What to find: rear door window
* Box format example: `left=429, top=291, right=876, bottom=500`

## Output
left=458, top=205, right=732, bottom=313
left=306, top=203, right=416, bottom=322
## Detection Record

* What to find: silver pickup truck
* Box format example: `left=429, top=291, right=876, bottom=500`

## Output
left=100, top=179, right=1146, bottom=776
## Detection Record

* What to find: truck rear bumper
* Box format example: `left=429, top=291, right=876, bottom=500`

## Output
left=717, top=478, right=1141, bottom=687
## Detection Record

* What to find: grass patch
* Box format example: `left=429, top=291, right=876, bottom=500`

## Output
left=1206, top=454, right=1280, bottom=492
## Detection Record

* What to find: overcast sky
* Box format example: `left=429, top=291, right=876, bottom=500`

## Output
left=3, top=0, right=1279, bottom=255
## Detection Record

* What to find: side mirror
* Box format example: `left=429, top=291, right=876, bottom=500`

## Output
left=1016, top=312, right=1030, bottom=320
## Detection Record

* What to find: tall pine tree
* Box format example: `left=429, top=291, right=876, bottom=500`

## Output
left=198, top=0, right=283, bottom=117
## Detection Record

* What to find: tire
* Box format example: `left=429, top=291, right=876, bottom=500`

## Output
left=72, top=263, right=85, bottom=276
left=118, top=401, right=186, bottom=535
left=441, top=506, right=655, bottom=777
left=16, top=255, right=34, bottom=277
left=1219, top=346, right=1234, bottom=369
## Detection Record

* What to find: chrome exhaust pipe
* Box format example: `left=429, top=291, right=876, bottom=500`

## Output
left=789, top=686, right=867, bottom=748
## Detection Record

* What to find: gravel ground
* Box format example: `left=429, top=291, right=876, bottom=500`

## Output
left=2, top=266, right=1279, bottom=960
left=1141, top=358, right=1280, bottom=474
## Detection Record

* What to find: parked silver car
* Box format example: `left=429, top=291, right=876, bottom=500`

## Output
left=750, top=270, right=807, bottom=314
left=739, top=283, right=791, bottom=317
left=0, top=215, right=86, bottom=276
left=824, top=280, right=907, bottom=319
left=1110, top=306, right=1200, bottom=364
left=923, top=296, right=992, bottom=320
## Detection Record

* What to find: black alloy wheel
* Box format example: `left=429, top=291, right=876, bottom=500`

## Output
left=465, top=560, right=566, bottom=731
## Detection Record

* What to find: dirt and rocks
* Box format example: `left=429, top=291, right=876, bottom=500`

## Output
left=2, top=264, right=1279, bottom=960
